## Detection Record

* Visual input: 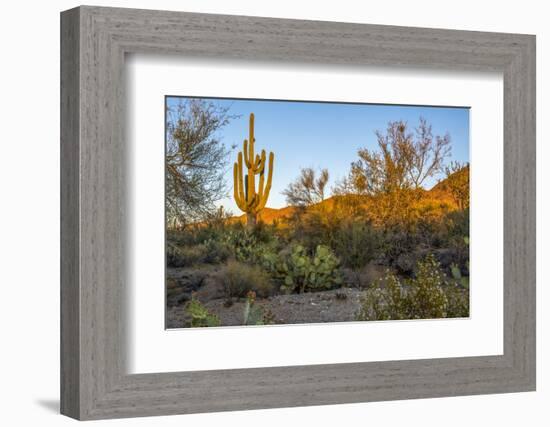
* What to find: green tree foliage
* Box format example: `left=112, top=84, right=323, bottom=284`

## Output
left=344, top=118, right=451, bottom=193
left=334, top=117, right=451, bottom=227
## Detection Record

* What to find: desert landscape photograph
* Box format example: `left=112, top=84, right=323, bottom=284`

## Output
left=165, top=96, right=470, bottom=328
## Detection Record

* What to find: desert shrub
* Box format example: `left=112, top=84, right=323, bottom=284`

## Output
left=166, top=243, right=207, bottom=268
left=445, top=284, right=470, bottom=318
left=329, top=220, right=381, bottom=270
left=408, top=255, right=450, bottom=318
left=290, top=210, right=329, bottom=253
left=167, top=222, right=225, bottom=246
left=220, top=260, right=274, bottom=298
left=378, top=212, right=468, bottom=273
left=166, top=210, right=239, bottom=250
left=446, top=257, right=470, bottom=318
left=414, top=217, right=444, bottom=248
left=355, top=263, right=390, bottom=289
left=379, top=227, right=419, bottom=267
left=356, top=254, right=468, bottom=321
left=251, top=220, right=279, bottom=244
left=202, top=238, right=232, bottom=264
left=166, top=240, right=231, bottom=267
left=166, top=229, right=198, bottom=247
left=437, top=209, right=470, bottom=266
left=274, top=244, right=342, bottom=293
left=442, top=209, right=469, bottom=241
left=185, top=298, right=221, bottom=327
left=356, top=271, right=407, bottom=320
left=447, top=235, right=469, bottom=272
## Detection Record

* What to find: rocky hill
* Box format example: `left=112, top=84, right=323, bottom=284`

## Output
left=229, top=169, right=467, bottom=225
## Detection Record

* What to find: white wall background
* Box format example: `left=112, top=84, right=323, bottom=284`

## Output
left=0, top=0, right=546, bottom=425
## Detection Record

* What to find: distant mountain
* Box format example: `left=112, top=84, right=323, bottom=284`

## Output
left=430, top=165, right=469, bottom=194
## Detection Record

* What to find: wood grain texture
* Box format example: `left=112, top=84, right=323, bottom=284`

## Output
left=60, top=5, right=536, bottom=420
left=60, top=7, right=80, bottom=419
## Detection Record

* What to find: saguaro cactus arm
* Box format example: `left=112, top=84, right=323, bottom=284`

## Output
left=255, top=152, right=274, bottom=212
left=233, top=153, right=247, bottom=211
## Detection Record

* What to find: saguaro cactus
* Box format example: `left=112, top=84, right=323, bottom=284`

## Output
left=233, top=113, right=274, bottom=227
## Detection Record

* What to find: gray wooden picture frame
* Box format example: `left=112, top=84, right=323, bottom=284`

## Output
left=60, top=5, right=536, bottom=420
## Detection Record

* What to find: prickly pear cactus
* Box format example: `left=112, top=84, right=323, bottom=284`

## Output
left=279, top=244, right=342, bottom=293
left=185, top=297, right=221, bottom=327
left=450, top=263, right=469, bottom=288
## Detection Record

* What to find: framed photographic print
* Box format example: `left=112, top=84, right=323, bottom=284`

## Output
left=164, top=97, right=471, bottom=330
left=61, top=5, right=536, bottom=420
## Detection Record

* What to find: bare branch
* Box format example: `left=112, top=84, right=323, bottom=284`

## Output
left=338, top=117, right=452, bottom=195
left=165, top=99, right=237, bottom=226
left=283, top=167, right=330, bottom=207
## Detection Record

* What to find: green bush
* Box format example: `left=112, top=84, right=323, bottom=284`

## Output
left=166, top=243, right=206, bottom=268
left=442, top=209, right=469, bottom=242
left=250, top=220, right=279, bottom=244
left=438, top=209, right=470, bottom=266
left=356, top=254, right=469, bottom=321
left=286, top=209, right=328, bottom=254
left=166, top=238, right=233, bottom=267
left=379, top=227, right=420, bottom=268
left=445, top=284, right=470, bottom=318
left=408, top=255, right=449, bottom=318
left=185, top=298, right=221, bottom=327
left=220, top=260, right=274, bottom=298
left=166, top=229, right=199, bottom=247
left=166, top=215, right=240, bottom=255
left=356, top=272, right=406, bottom=320
left=329, top=220, right=381, bottom=270
left=202, top=238, right=232, bottom=264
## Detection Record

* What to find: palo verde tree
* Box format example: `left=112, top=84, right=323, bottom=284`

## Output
left=165, top=99, right=235, bottom=228
left=233, top=113, right=275, bottom=228
left=283, top=168, right=329, bottom=208
left=335, top=117, right=451, bottom=226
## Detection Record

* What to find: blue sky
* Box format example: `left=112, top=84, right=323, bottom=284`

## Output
left=166, top=96, right=469, bottom=214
